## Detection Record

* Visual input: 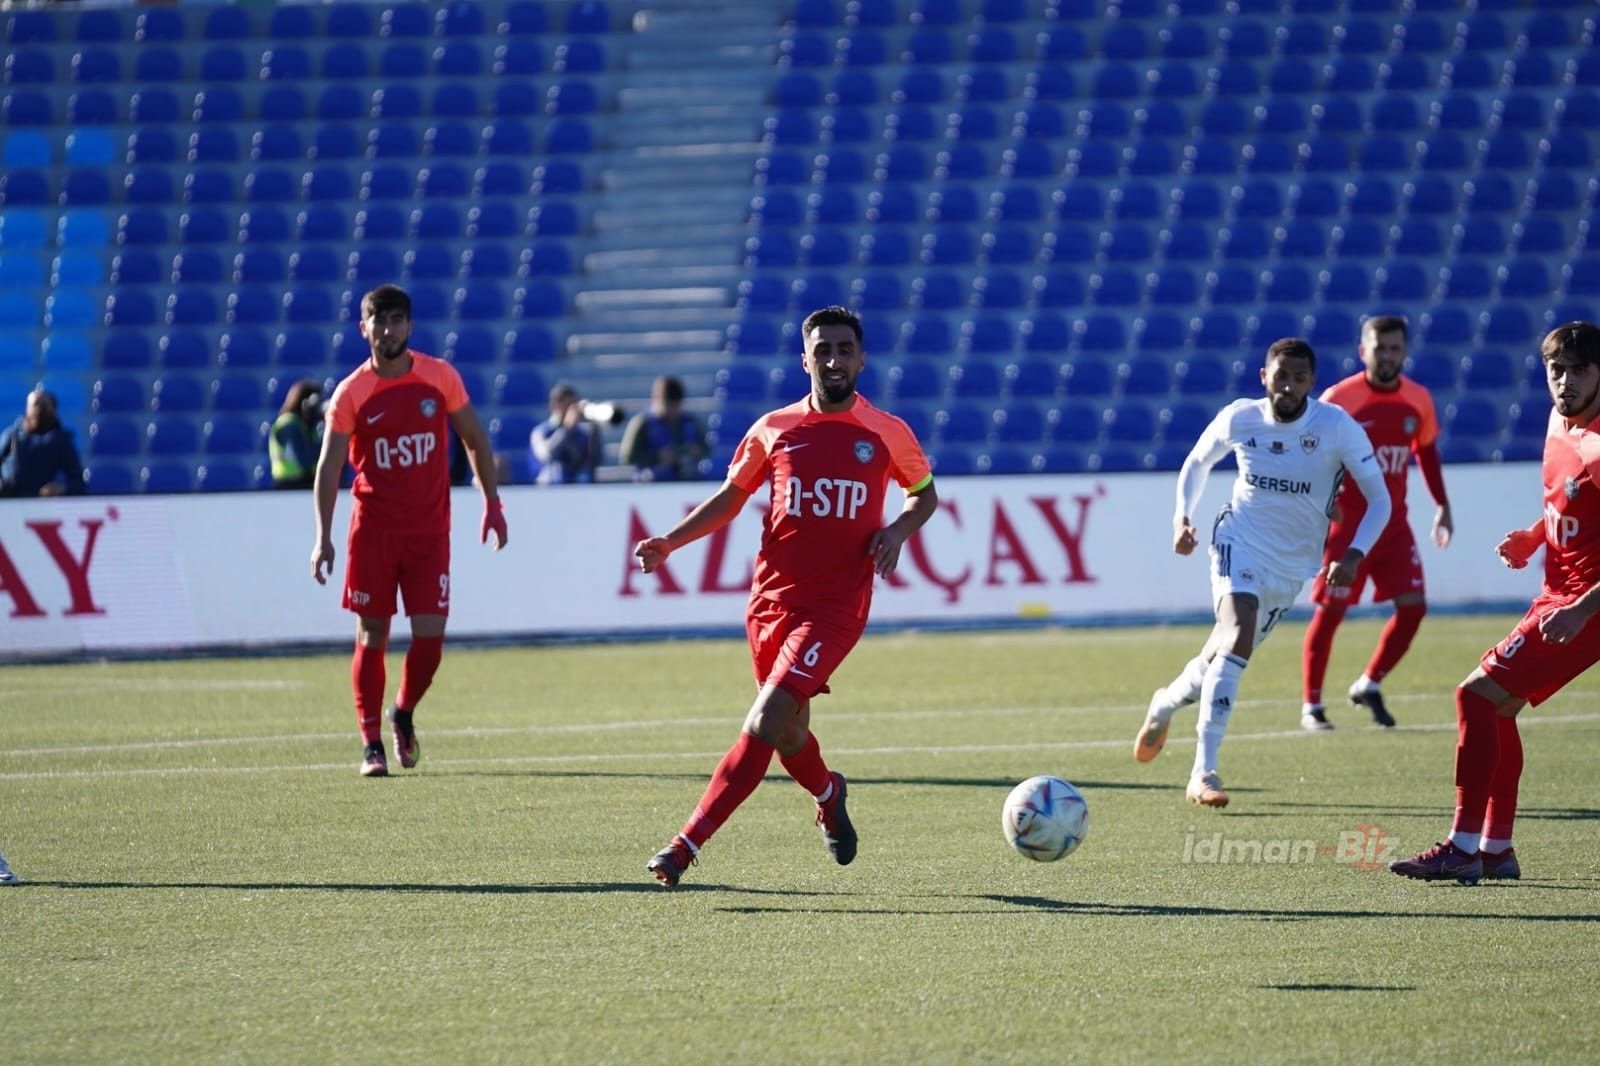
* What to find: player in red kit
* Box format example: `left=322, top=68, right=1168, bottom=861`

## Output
left=1391, top=322, right=1600, bottom=884
left=1300, top=315, right=1452, bottom=730
left=311, top=285, right=508, bottom=777
left=634, top=306, right=937, bottom=888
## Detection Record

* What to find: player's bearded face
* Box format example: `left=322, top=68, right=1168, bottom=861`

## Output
left=1262, top=355, right=1314, bottom=421
left=1361, top=330, right=1406, bottom=385
left=363, top=312, right=412, bottom=362
left=803, top=325, right=863, bottom=405
left=1549, top=357, right=1600, bottom=419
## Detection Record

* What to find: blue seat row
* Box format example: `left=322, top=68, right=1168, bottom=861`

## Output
left=2, top=40, right=609, bottom=85
left=6, top=2, right=605, bottom=44
left=88, top=327, right=559, bottom=372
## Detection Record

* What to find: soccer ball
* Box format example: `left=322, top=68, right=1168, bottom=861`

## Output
left=1001, top=775, right=1089, bottom=862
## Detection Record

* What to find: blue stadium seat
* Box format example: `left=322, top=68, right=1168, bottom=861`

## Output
left=1445, top=397, right=1502, bottom=440
left=1420, top=305, right=1474, bottom=346
left=936, top=403, right=990, bottom=444
left=151, top=375, right=206, bottom=414
left=89, top=419, right=141, bottom=458
left=159, top=331, right=211, bottom=369
left=958, top=313, right=1012, bottom=356
left=1005, top=359, right=1058, bottom=399
left=210, top=375, right=262, bottom=412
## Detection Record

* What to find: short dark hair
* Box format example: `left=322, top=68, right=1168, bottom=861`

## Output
left=1541, top=322, right=1600, bottom=368
left=655, top=375, right=686, bottom=404
left=801, top=305, right=863, bottom=345
left=1362, top=314, right=1408, bottom=342
left=1266, top=337, right=1316, bottom=369
left=360, top=284, right=411, bottom=320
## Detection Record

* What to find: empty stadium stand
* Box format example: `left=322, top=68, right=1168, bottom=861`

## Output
left=0, top=0, right=1596, bottom=490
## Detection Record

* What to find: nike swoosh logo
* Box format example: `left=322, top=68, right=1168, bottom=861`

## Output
left=779, top=442, right=810, bottom=452
left=366, top=412, right=386, bottom=425
left=788, top=666, right=814, bottom=678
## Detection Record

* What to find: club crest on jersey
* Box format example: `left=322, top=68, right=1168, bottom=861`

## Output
left=853, top=440, right=875, bottom=464
left=1300, top=434, right=1319, bottom=454
left=420, top=398, right=438, bottom=417
left=1567, top=476, right=1581, bottom=500
left=1403, top=416, right=1418, bottom=435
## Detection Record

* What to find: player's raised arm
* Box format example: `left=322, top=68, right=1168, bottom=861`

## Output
left=310, top=427, right=349, bottom=584
left=635, top=480, right=752, bottom=573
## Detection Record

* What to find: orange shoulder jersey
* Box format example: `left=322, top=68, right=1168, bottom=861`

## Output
left=727, top=393, right=933, bottom=619
left=327, top=351, right=469, bottom=536
left=1541, top=409, right=1600, bottom=598
left=1321, top=372, right=1440, bottom=523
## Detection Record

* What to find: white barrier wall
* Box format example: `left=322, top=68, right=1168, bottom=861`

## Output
left=0, top=464, right=1544, bottom=657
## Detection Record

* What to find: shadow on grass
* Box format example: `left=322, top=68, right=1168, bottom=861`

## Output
left=1249, top=801, right=1600, bottom=823
left=442, top=769, right=1203, bottom=794
left=24, top=880, right=850, bottom=897
left=716, top=892, right=1600, bottom=923
left=1261, top=983, right=1416, bottom=992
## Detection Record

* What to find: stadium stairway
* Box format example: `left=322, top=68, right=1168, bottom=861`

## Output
left=568, top=1, right=780, bottom=402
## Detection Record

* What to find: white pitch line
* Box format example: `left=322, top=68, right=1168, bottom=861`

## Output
left=0, top=678, right=308, bottom=696
left=1, top=711, right=1596, bottom=783
left=0, top=692, right=1456, bottom=759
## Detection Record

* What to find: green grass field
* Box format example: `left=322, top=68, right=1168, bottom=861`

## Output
left=3, top=615, right=1598, bottom=1064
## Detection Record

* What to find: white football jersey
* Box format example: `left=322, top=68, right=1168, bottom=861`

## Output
left=1178, top=396, right=1387, bottom=580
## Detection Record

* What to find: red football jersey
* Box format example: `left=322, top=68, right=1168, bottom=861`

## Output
left=1540, top=408, right=1600, bottom=598
left=728, top=393, right=932, bottom=619
left=327, top=351, right=468, bottom=536
left=1321, top=373, right=1439, bottom=523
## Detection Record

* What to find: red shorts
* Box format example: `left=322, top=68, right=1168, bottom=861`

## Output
left=1311, top=518, right=1423, bottom=606
left=1479, top=589, right=1600, bottom=707
left=746, top=598, right=865, bottom=703
left=343, top=523, right=451, bottom=618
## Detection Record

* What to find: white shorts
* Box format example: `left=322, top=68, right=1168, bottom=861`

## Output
left=1208, top=538, right=1305, bottom=649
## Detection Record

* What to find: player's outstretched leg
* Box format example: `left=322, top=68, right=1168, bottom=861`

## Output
left=1480, top=713, right=1523, bottom=879
left=1186, top=652, right=1244, bottom=808
left=1301, top=604, right=1344, bottom=731
left=647, top=732, right=777, bottom=887
left=0, top=850, right=19, bottom=885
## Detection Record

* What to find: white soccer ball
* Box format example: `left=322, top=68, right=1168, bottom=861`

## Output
left=1002, top=775, right=1089, bottom=862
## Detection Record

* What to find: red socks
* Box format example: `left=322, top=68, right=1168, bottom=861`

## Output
left=352, top=640, right=388, bottom=744
left=1301, top=604, right=1346, bottom=704
left=778, top=731, right=833, bottom=799
left=1367, top=602, right=1426, bottom=684
left=396, top=635, right=444, bottom=713
left=1484, top=714, right=1523, bottom=843
left=1450, top=687, right=1500, bottom=840
left=681, top=732, right=776, bottom=849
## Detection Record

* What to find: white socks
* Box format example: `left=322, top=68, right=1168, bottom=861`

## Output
left=1192, top=652, right=1247, bottom=779
left=1152, top=654, right=1209, bottom=722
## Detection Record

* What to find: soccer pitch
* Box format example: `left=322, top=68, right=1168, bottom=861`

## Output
left=2, top=616, right=1597, bottom=1064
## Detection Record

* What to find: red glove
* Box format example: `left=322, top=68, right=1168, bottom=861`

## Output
left=480, top=497, right=508, bottom=548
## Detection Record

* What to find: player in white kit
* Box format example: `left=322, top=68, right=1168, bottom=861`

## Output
left=1133, top=338, right=1393, bottom=807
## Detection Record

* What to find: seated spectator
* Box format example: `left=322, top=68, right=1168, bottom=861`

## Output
left=620, top=374, right=708, bottom=482
left=0, top=388, right=85, bottom=497
left=268, top=379, right=325, bottom=489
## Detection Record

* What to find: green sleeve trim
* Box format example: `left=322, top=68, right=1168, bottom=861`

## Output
left=905, top=472, right=934, bottom=495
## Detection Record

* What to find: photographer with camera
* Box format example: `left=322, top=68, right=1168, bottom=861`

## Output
left=268, top=379, right=326, bottom=490
left=530, top=382, right=620, bottom=485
